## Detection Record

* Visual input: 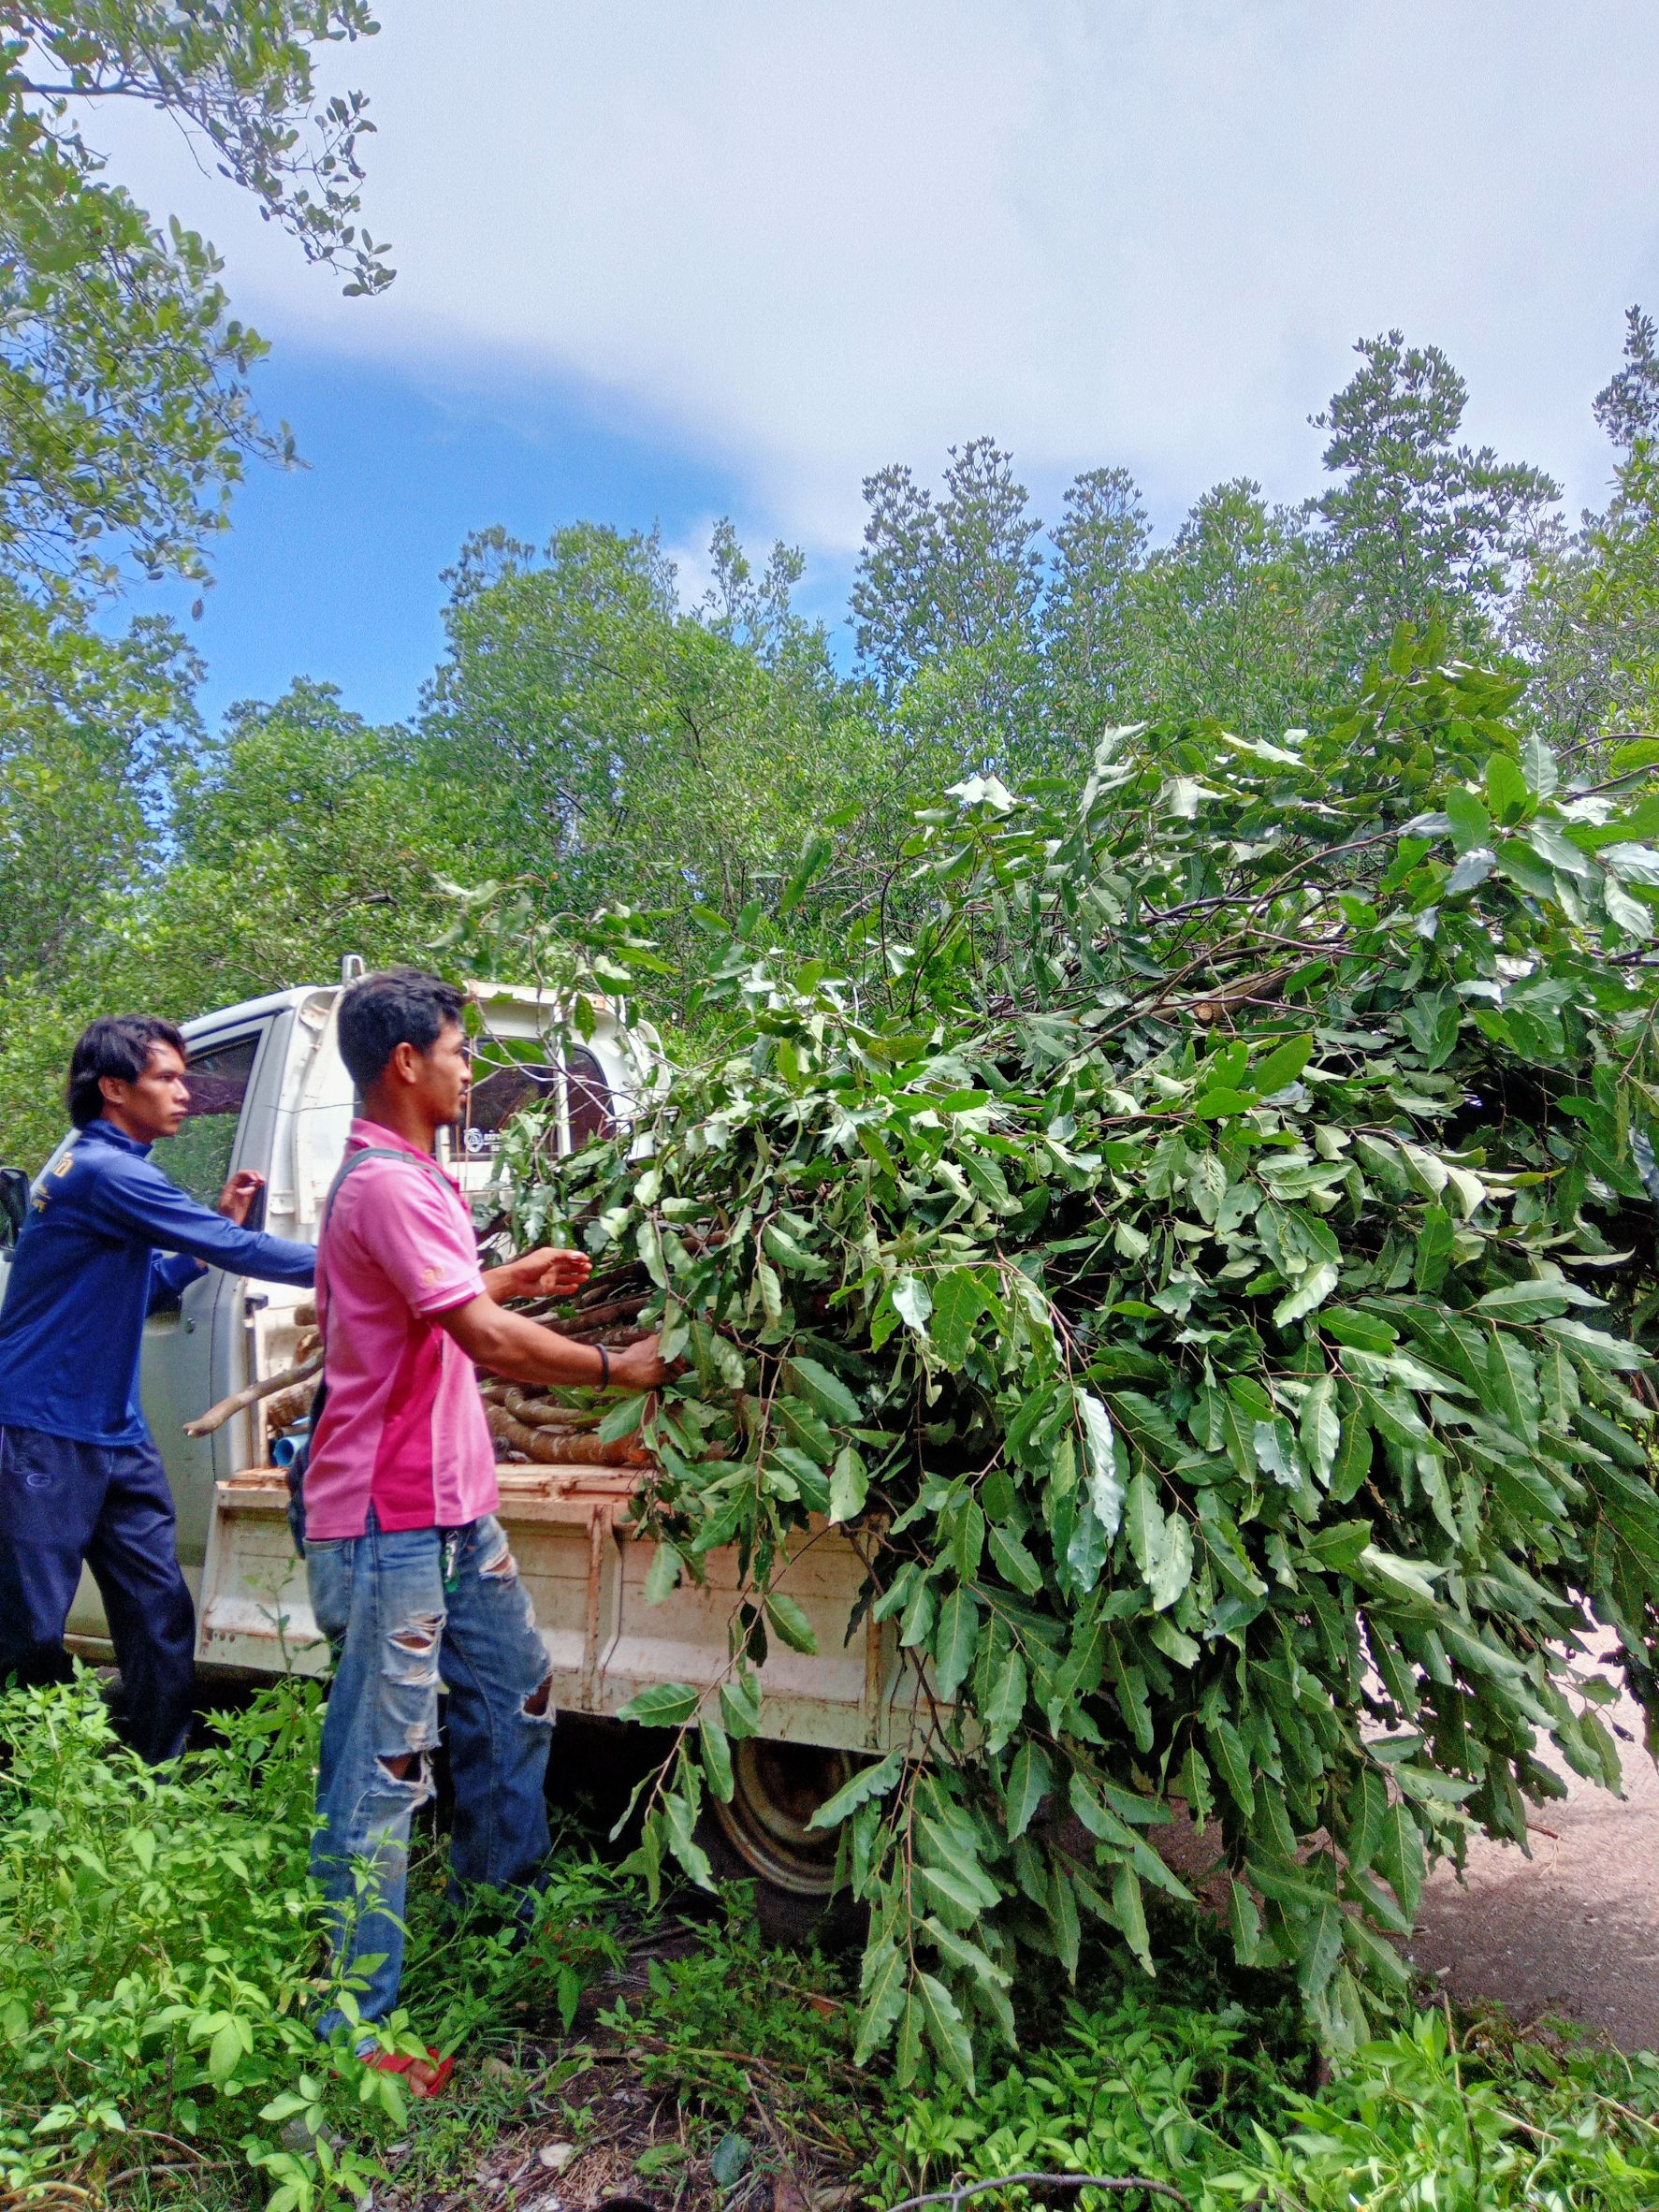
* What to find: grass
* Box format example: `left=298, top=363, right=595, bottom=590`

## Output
left=6, top=1671, right=1659, bottom=2211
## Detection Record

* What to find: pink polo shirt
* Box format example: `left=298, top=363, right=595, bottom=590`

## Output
left=302, top=1119, right=499, bottom=1539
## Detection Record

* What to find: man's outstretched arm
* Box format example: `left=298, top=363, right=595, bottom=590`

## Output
left=91, top=1153, right=315, bottom=1287
left=436, top=1297, right=670, bottom=1392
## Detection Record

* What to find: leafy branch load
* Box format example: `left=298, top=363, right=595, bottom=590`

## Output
left=492, top=637, right=1659, bottom=2084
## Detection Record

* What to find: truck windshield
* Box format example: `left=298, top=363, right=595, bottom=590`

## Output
left=149, top=1032, right=261, bottom=1206
left=462, top=1046, right=613, bottom=1160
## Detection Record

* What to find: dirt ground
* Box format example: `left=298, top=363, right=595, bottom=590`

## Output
left=1409, top=1669, right=1659, bottom=2053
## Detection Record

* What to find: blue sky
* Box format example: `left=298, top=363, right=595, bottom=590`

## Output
left=104, top=2, right=1659, bottom=736
left=157, top=347, right=794, bottom=731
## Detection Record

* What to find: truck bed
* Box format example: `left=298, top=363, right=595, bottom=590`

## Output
left=197, top=1466, right=934, bottom=1754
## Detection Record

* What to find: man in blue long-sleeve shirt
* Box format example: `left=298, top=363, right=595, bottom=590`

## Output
left=0, top=1015, right=316, bottom=1762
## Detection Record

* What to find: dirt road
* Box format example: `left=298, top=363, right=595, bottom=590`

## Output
left=1410, top=1677, right=1659, bottom=2053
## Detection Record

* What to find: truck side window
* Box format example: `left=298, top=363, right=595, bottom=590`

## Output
left=565, top=1046, right=613, bottom=1147
left=462, top=1049, right=614, bottom=1157
left=463, top=1062, right=559, bottom=1159
left=149, top=1033, right=261, bottom=1206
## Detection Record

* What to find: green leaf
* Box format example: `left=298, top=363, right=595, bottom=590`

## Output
left=764, top=1593, right=819, bottom=1653
left=597, top=1391, right=649, bottom=1444
left=663, top=1787, right=717, bottom=1890
left=892, top=1273, right=933, bottom=1338
left=1447, top=845, right=1496, bottom=895
left=828, top=1445, right=869, bottom=1523
left=854, top=1942, right=908, bottom=2063
left=1520, top=727, right=1559, bottom=797
left=719, top=1671, right=763, bottom=1741
left=1485, top=749, right=1531, bottom=824
left=930, top=1266, right=989, bottom=1367
left=1300, top=1895, right=1345, bottom=1998
left=789, top=1355, right=862, bottom=1425
left=1077, top=1390, right=1127, bottom=1537
left=914, top=1971, right=975, bottom=2086
left=1112, top=1861, right=1153, bottom=1972
left=1049, top=1863, right=1082, bottom=1978
left=915, top=1855, right=997, bottom=1926
left=1147, top=1514, right=1193, bottom=1612
left=1191, top=1086, right=1258, bottom=1120
left=1227, top=1876, right=1262, bottom=1966
left=699, top=1716, right=735, bottom=1802
left=807, top=1748, right=904, bottom=1829
left=931, top=1586, right=981, bottom=1699
left=1273, top=1261, right=1340, bottom=1326
left=986, top=1522, right=1044, bottom=1595
left=1375, top=1799, right=1425, bottom=1918
left=983, top=1646, right=1028, bottom=1745
left=1252, top=1034, right=1315, bottom=1095
left=1005, top=1741, right=1053, bottom=1841
left=1445, top=783, right=1492, bottom=852
left=617, top=1682, right=699, bottom=1727
left=1124, top=1469, right=1168, bottom=1591
left=644, top=1541, right=682, bottom=1605
left=1301, top=1375, right=1340, bottom=1483
left=1414, top=1203, right=1454, bottom=1294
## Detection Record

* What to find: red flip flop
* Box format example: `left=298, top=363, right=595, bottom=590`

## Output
left=363, top=2046, right=456, bottom=2098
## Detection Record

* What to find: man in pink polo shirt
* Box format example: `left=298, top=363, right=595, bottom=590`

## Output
left=303, top=968, right=671, bottom=2089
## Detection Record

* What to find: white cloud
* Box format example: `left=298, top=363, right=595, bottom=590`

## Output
left=95, top=1, right=1659, bottom=546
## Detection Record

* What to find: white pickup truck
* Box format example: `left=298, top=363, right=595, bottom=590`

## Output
left=0, top=973, right=924, bottom=1914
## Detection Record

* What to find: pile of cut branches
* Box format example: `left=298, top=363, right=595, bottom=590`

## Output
left=485, top=632, right=1659, bottom=2084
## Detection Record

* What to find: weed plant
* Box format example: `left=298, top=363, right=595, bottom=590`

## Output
left=8, top=1669, right=1659, bottom=2212
left=866, top=1925, right=1659, bottom=2212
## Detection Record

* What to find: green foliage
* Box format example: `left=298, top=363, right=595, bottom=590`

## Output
left=2, top=2, right=387, bottom=597
left=874, top=1993, right=1659, bottom=2211
left=419, top=518, right=891, bottom=953
left=0, top=580, right=201, bottom=990
left=0, top=1675, right=389, bottom=2207
left=597, top=1897, right=860, bottom=2149
left=1314, top=329, right=1561, bottom=662
left=852, top=438, right=1049, bottom=778
left=0, top=677, right=473, bottom=1164
left=490, top=634, right=1659, bottom=2083
left=1128, top=479, right=1338, bottom=739
left=1236, top=2009, right=1659, bottom=2209
left=0, top=1673, right=641, bottom=2210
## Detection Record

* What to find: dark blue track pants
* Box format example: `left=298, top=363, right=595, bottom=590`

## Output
left=0, top=1422, right=195, bottom=1764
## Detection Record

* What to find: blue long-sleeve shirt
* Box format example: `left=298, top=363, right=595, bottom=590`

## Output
left=0, top=1119, right=315, bottom=1447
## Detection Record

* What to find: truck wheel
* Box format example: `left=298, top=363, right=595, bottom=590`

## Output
left=698, top=1738, right=866, bottom=1950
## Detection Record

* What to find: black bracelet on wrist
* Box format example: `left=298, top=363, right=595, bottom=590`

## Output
left=596, top=1345, right=610, bottom=1390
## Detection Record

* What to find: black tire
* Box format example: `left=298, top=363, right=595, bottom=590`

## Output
left=695, top=1737, right=866, bottom=1952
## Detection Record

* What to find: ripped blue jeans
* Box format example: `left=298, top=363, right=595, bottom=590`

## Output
left=306, top=1511, right=554, bottom=2037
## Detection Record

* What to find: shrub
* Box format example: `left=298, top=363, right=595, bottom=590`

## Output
left=0, top=1675, right=388, bottom=2207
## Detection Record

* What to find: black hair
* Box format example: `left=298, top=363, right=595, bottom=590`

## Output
left=337, top=968, right=468, bottom=1092
left=66, top=1016, right=188, bottom=1128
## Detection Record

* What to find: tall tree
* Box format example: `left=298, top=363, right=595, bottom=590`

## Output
left=1314, top=331, right=1559, bottom=665
left=1594, top=305, right=1659, bottom=456
left=2, top=2, right=388, bottom=597
left=0, top=581, right=200, bottom=988
left=421, top=520, right=880, bottom=939
left=1130, top=479, right=1337, bottom=735
left=1515, top=306, right=1659, bottom=760
left=1043, top=465, right=1151, bottom=744
left=851, top=440, right=1046, bottom=776
left=0, top=4, right=389, bottom=1156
